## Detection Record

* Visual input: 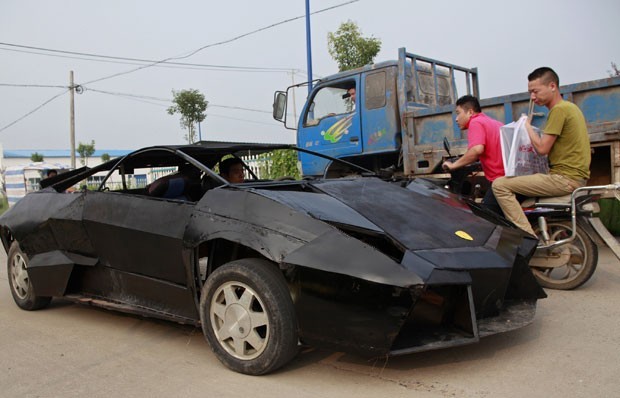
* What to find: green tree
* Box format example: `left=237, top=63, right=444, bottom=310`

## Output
left=77, top=140, right=95, bottom=166
left=167, top=89, right=208, bottom=144
left=261, top=149, right=300, bottom=179
left=101, top=153, right=111, bottom=162
left=327, top=20, right=381, bottom=72
left=30, top=152, right=44, bottom=162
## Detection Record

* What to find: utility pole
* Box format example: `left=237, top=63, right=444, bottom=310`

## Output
left=290, top=70, right=297, bottom=124
left=69, top=71, right=76, bottom=169
left=305, top=0, right=313, bottom=94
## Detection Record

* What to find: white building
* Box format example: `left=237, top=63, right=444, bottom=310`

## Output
left=0, top=146, right=132, bottom=205
left=0, top=146, right=131, bottom=170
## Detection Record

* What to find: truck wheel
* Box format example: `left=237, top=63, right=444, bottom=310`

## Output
left=530, top=220, right=598, bottom=290
left=199, top=258, right=298, bottom=375
left=7, top=241, right=52, bottom=310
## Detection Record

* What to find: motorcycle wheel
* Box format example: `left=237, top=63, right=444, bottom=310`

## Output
left=530, top=220, right=598, bottom=290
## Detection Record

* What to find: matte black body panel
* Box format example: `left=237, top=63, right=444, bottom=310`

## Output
left=314, top=178, right=496, bottom=250
left=82, top=191, right=193, bottom=285
left=28, top=251, right=77, bottom=297
left=292, top=267, right=415, bottom=356
left=0, top=142, right=545, bottom=359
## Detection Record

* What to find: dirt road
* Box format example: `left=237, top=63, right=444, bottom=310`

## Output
left=1, top=247, right=619, bottom=398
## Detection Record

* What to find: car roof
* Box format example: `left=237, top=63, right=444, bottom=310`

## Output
left=119, top=141, right=293, bottom=169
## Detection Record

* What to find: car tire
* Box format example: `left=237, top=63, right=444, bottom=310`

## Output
left=7, top=241, right=52, bottom=310
left=199, top=258, right=298, bottom=375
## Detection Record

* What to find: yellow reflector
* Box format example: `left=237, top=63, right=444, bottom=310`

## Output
left=455, top=230, right=473, bottom=241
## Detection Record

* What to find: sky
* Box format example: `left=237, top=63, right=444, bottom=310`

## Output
left=1, top=0, right=619, bottom=151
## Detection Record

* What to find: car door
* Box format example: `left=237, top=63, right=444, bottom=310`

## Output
left=80, top=189, right=199, bottom=319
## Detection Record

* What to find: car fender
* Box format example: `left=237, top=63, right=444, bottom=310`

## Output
left=28, top=250, right=98, bottom=297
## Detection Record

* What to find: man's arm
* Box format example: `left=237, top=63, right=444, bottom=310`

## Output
left=525, top=115, right=557, bottom=155
left=442, top=144, right=484, bottom=171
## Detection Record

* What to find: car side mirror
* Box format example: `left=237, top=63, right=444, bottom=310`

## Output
left=273, top=91, right=287, bottom=122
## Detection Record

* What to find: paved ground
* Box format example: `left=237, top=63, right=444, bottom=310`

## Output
left=1, top=247, right=619, bottom=398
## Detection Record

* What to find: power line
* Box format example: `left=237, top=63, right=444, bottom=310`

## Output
left=206, top=113, right=281, bottom=127
left=81, top=0, right=359, bottom=85
left=0, top=87, right=277, bottom=134
left=0, top=71, right=290, bottom=132
left=87, top=90, right=169, bottom=108
left=0, top=83, right=68, bottom=89
left=86, top=88, right=273, bottom=114
left=209, top=104, right=272, bottom=114
left=177, top=0, right=359, bottom=59
left=0, top=45, right=300, bottom=73
left=0, top=89, right=69, bottom=133
left=76, top=89, right=278, bottom=125
left=86, top=88, right=169, bottom=102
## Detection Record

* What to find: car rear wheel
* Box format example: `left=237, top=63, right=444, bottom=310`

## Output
left=199, top=258, right=298, bottom=375
left=7, top=241, right=52, bottom=310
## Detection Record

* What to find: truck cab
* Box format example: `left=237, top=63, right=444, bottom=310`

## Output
left=274, top=48, right=478, bottom=177
left=295, top=63, right=402, bottom=176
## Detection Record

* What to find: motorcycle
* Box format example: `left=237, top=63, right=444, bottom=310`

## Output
left=441, top=138, right=620, bottom=290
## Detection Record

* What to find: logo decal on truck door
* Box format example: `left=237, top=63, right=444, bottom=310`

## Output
left=368, top=129, right=387, bottom=145
left=321, top=114, right=354, bottom=143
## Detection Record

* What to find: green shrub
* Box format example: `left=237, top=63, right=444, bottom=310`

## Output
left=598, top=198, right=620, bottom=236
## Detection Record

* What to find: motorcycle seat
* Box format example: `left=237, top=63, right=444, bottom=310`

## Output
left=521, top=193, right=579, bottom=207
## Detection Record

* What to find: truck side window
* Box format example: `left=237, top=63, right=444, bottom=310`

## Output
left=304, top=86, right=350, bottom=126
left=365, top=71, right=386, bottom=109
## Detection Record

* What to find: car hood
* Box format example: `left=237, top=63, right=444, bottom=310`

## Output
left=258, top=178, right=497, bottom=252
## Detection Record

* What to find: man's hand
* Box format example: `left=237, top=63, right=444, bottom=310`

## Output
left=524, top=112, right=534, bottom=129
left=524, top=113, right=556, bottom=155
left=443, top=145, right=483, bottom=172
left=442, top=161, right=454, bottom=172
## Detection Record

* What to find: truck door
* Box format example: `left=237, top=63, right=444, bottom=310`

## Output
left=297, top=78, right=362, bottom=176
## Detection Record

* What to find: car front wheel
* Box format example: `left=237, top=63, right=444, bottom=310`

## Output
left=199, top=258, right=298, bottom=375
left=7, top=241, right=52, bottom=310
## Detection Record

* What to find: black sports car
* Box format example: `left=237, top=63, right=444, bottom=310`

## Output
left=1, top=142, right=545, bottom=375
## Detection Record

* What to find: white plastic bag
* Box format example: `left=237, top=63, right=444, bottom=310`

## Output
left=500, top=114, right=549, bottom=176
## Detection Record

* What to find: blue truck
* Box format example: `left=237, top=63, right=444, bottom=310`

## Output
left=273, top=48, right=620, bottom=187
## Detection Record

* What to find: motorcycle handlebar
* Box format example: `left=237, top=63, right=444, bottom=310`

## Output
left=444, top=159, right=482, bottom=176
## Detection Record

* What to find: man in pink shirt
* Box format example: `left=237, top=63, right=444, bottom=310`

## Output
left=442, top=95, right=505, bottom=213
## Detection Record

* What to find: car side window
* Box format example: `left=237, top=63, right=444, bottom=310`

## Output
left=96, top=150, right=204, bottom=202
left=99, top=165, right=149, bottom=193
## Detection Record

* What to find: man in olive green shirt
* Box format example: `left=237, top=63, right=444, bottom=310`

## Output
left=492, top=67, right=591, bottom=237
